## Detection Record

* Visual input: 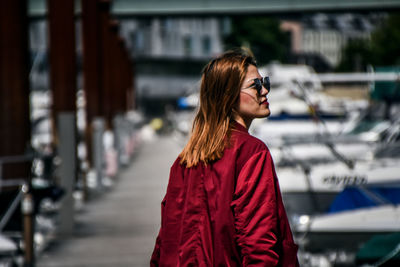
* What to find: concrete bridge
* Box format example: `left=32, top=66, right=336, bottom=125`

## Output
left=28, top=0, right=400, bottom=17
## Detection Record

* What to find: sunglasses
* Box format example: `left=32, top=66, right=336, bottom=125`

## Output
left=241, top=76, right=270, bottom=95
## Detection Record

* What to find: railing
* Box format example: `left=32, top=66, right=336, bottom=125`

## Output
left=0, top=154, right=35, bottom=266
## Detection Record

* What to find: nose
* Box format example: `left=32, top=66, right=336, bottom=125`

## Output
left=260, top=85, right=269, bottom=96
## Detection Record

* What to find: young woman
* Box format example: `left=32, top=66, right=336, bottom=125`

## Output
left=151, top=49, right=299, bottom=266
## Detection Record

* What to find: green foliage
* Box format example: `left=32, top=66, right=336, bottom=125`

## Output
left=335, top=39, right=372, bottom=72
left=336, top=12, right=400, bottom=71
left=224, top=16, right=290, bottom=65
left=370, top=13, right=400, bottom=66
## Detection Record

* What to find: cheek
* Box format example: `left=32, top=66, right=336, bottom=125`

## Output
left=238, top=94, right=256, bottom=112
left=239, top=93, right=254, bottom=105
left=241, top=95, right=253, bottom=104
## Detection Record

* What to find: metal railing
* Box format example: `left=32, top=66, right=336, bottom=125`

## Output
left=0, top=154, right=35, bottom=266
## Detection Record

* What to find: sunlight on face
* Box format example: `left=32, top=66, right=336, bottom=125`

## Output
left=234, top=65, right=270, bottom=128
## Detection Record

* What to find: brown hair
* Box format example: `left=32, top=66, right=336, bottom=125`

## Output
left=179, top=49, right=257, bottom=167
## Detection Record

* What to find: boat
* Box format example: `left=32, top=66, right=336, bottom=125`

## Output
left=293, top=183, right=400, bottom=253
left=355, top=232, right=400, bottom=266
left=258, top=63, right=361, bottom=120
left=0, top=234, right=17, bottom=266
left=274, top=117, right=400, bottom=216
left=279, top=155, right=400, bottom=215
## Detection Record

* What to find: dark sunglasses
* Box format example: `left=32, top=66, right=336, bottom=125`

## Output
left=242, top=76, right=270, bottom=95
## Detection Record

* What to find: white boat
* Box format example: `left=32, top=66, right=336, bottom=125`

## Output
left=0, top=234, right=16, bottom=254
left=278, top=152, right=400, bottom=215
left=292, top=179, right=400, bottom=253
left=258, top=63, right=368, bottom=119
left=275, top=118, right=400, bottom=215
left=0, top=234, right=17, bottom=266
left=269, top=116, right=400, bottom=215
left=293, top=204, right=400, bottom=252
left=251, top=119, right=344, bottom=148
left=266, top=117, right=393, bottom=163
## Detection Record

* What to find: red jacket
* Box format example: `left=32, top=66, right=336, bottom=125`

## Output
left=151, top=123, right=299, bottom=266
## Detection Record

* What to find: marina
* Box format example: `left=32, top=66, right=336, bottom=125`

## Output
left=1, top=0, right=400, bottom=266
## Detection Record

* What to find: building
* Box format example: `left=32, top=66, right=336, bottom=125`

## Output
left=120, top=17, right=228, bottom=59
left=119, top=17, right=229, bottom=114
left=281, top=13, right=383, bottom=71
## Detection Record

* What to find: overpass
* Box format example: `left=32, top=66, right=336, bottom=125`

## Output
left=29, top=0, right=400, bottom=17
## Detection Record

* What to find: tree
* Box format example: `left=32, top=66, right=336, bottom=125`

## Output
left=370, top=12, right=400, bottom=66
left=335, top=39, right=372, bottom=72
left=224, top=16, right=290, bottom=65
left=336, top=12, right=400, bottom=71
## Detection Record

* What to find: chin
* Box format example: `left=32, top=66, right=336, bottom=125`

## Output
left=256, top=112, right=270, bottom=118
left=260, top=109, right=271, bottom=118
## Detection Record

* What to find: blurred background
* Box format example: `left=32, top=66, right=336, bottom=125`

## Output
left=1, top=0, right=400, bottom=266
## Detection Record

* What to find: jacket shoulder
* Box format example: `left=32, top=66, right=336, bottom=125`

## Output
left=231, top=129, right=269, bottom=154
left=229, top=130, right=270, bottom=173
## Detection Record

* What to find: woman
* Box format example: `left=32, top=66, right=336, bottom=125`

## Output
left=151, top=49, right=299, bottom=266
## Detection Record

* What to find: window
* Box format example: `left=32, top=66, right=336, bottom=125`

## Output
left=183, top=36, right=192, bottom=56
left=202, top=36, right=211, bottom=55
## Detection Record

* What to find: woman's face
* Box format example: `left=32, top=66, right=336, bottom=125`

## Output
left=234, top=64, right=270, bottom=128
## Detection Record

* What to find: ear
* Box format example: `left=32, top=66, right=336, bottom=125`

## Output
left=231, top=99, right=240, bottom=113
left=231, top=106, right=239, bottom=120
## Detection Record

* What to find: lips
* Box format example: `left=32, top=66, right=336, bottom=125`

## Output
left=260, top=99, right=269, bottom=105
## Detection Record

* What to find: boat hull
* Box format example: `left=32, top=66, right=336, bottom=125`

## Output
left=282, top=191, right=337, bottom=215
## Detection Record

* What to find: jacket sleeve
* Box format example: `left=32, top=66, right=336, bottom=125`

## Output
left=150, top=230, right=161, bottom=267
left=231, top=150, right=281, bottom=266
left=150, top=197, right=166, bottom=267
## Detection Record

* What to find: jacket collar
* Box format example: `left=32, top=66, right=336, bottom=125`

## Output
left=233, top=121, right=249, bottom=133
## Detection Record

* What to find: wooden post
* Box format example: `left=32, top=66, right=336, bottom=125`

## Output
left=0, top=0, right=31, bottom=180
left=121, top=43, right=129, bottom=111
left=48, top=0, right=77, bottom=115
left=99, top=0, right=113, bottom=128
left=1, top=1, right=33, bottom=265
left=47, top=0, right=77, bottom=235
left=120, top=39, right=129, bottom=112
left=81, top=0, right=105, bottom=174
left=81, top=0, right=104, bottom=120
left=21, top=184, right=35, bottom=267
left=128, top=51, right=136, bottom=110
left=109, top=21, right=125, bottom=115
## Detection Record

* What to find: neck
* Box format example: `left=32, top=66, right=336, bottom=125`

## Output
left=233, top=115, right=252, bottom=130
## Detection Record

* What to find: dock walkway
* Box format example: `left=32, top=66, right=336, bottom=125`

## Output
left=38, top=134, right=182, bottom=267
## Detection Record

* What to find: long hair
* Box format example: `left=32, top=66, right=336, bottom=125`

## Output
left=180, top=49, right=257, bottom=167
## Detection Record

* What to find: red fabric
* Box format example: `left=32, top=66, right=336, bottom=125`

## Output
left=151, top=122, right=299, bottom=266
